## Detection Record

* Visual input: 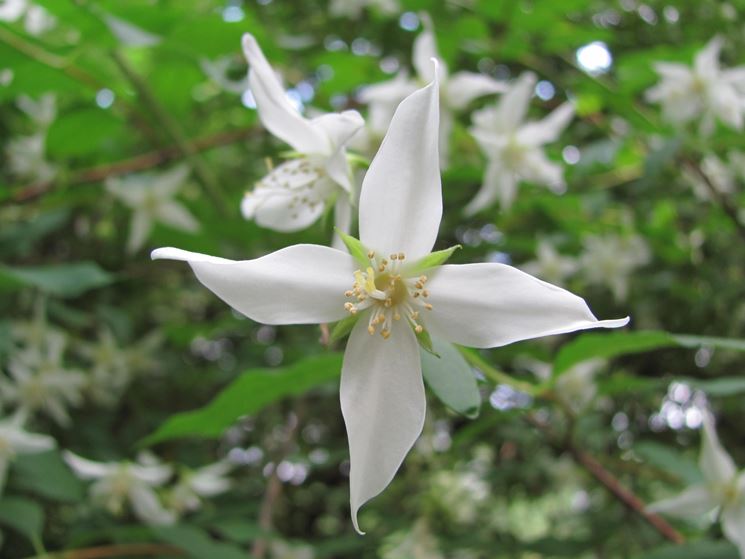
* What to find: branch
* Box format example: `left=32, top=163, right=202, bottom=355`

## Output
left=6, top=127, right=258, bottom=204
left=22, top=543, right=183, bottom=559
left=525, top=414, right=685, bottom=544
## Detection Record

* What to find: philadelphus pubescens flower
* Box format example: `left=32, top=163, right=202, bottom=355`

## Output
left=359, top=15, right=506, bottom=168
left=64, top=451, right=176, bottom=525
left=648, top=412, right=745, bottom=557
left=152, top=70, right=628, bottom=532
left=166, top=460, right=232, bottom=515
left=0, top=0, right=55, bottom=36
left=106, top=164, right=199, bottom=254
left=0, top=413, right=55, bottom=494
left=467, top=71, right=574, bottom=214
left=240, top=34, right=364, bottom=243
left=646, top=36, right=745, bottom=134
left=520, top=240, right=578, bottom=287
left=579, top=234, right=650, bottom=302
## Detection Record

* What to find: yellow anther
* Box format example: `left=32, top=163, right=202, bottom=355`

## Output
left=381, top=329, right=391, bottom=339
left=394, top=312, right=401, bottom=320
left=414, top=324, right=423, bottom=333
left=368, top=325, right=375, bottom=335
left=367, top=250, right=375, bottom=259
left=422, top=290, right=429, bottom=298
left=413, top=292, right=420, bottom=298
left=424, top=303, right=433, bottom=310
left=345, top=290, right=353, bottom=297
left=390, top=253, right=398, bottom=260
left=384, top=298, right=392, bottom=307
left=419, top=275, right=427, bottom=283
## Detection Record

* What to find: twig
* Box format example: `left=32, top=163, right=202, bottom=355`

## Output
left=525, top=414, right=684, bottom=544
left=457, top=346, right=541, bottom=396
left=6, top=127, right=258, bottom=204
left=682, top=158, right=745, bottom=243
left=111, top=50, right=228, bottom=214
left=251, top=409, right=303, bottom=558
left=22, top=543, right=183, bottom=559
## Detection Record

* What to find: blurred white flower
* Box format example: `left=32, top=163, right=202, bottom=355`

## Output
left=153, top=73, right=627, bottom=533
left=380, top=520, right=444, bottom=559
left=100, top=12, right=160, bottom=47
left=429, top=469, right=490, bottom=524
left=64, top=451, right=176, bottom=525
left=579, top=234, right=650, bottom=302
left=106, top=164, right=199, bottom=254
left=6, top=133, right=56, bottom=183
left=240, top=34, right=363, bottom=246
left=521, top=357, right=605, bottom=413
left=17, top=93, right=56, bottom=128
left=329, top=0, right=399, bottom=19
left=520, top=240, right=578, bottom=286
left=269, top=540, right=315, bottom=559
left=0, top=0, right=55, bottom=35
left=1, top=333, right=86, bottom=426
left=649, top=411, right=745, bottom=557
left=0, top=412, right=55, bottom=494
left=683, top=152, right=745, bottom=202
left=646, top=36, right=745, bottom=134
left=359, top=15, right=506, bottom=168
left=467, top=72, right=574, bottom=213
left=167, top=460, right=232, bottom=515
left=200, top=56, right=249, bottom=94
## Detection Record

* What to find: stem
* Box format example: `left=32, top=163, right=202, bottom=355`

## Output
left=682, top=158, right=745, bottom=243
left=111, top=50, right=228, bottom=214
left=457, top=346, right=540, bottom=395
left=6, top=127, right=258, bottom=205
left=21, top=543, right=183, bottom=559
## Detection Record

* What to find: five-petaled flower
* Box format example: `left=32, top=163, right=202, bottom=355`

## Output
left=152, top=69, right=628, bottom=532
left=648, top=411, right=745, bottom=557
left=240, top=34, right=364, bottom=246
left=0, top=412, right=56, bottom=495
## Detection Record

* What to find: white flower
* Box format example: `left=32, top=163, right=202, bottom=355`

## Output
left=240, top=34, right=363, bottom=245
left=0, top=413, right=55, bottom=494
left=152, top=72, right=628, bottom=532
left=0, top=0, right=55, bottom=35
left=64, top=451, right=176, bottom=525
left=579, top=234, right=650, bottom=302
left=106, top=164, right=199, bottom=254
left=200, top=56, right=249, bottom=94
left=167, top=461, right=232, bottom=515
left=1, top=333, right=86, bottom=426
left=17, top=93, right=56, bottom=128
left=467, top=72, right=574, bottom=214
left=100, top=12, right=160, bottom=47
left=520, top=240, right=578, bottom=286
left=645, top=36, right=745, bottom=134
left=359, top=15, right=506, bottom=168
left=329, top=0, right=400, bottom=19
left=521, top=357, right=604, bottom=413
left=6, top=133, right=56, bottom=183
left=648, top=412, right=745, bottom=557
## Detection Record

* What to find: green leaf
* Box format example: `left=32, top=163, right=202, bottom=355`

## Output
left=0, top=262, right=114, bottom=298
left=334, top=230, right=369, bottom=268
left=633, top=441, right=701, bottom=485
left=0, top=496, right=44, bottom=545
left=673, top=334, right=745, bottom=352
left=152, top=525, right=247, bottom=559
left=421, top=337, right=481, bottom=418
left=0, top=209, right=70, bottom=257
left=406, top=245, right=462, bottom=275
left=46, top=108, right=126, bottom=157
left=142, top=353, right=343, bottom=445
left=330, top=313, right=360, bottom=343
left=683, top=377, right=745, bottom=397
left=636, top=540, right=738, bottom=559
left=11, top=450, right=85, bottom=502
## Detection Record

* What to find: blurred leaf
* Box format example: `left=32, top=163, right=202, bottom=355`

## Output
left=142, top=353, right=343, bottom=445
left=636, top=540, right=738, bottom=559
left=421, top=338, right=481, bottom=418
left=683, top=377, right=745, bottom=397
left=46, top=108, right=126, bottom=157
left=0, top=496, right=44, bottom=545
left=152, top=525, right=247, bottom=559
left=0, top=209, right=70, bottom=257
left=0, top=262, right=114, bottom=298
left=11, top=449, right=85, bottom=502
left=634, top=441, right=701, bottom=485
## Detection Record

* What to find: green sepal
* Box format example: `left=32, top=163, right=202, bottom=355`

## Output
left=334, top=229, right=370, bottom=268
left=346, top=151, right=371, bottom=168
left=406, top=245, right=462, bottom=275
left=330, top=313, right=361, bottom=343
left=416, top=328, right=440, bottom=358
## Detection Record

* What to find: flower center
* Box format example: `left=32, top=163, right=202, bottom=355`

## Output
left=344, top=251, right=432, bottom=339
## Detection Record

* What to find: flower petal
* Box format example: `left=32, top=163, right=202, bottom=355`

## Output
left=242, top=33, right=327, bottom=154
left=129, top=483, right=176, bottom=525
left=63, top=451, right=115, bottom=480
left=722, top=503, right=745, bottom=558
left=358, top=71, right=441, bottom=260
left=518, top=102, right=574, bottom=147
left=340, top=318, right=425, bottom=534
left=700, top=411, right=737, bottom=486
left=647, top=484, right=717, bottom=518
left=156, top=202, right=200, bottom=233
left=694, top=36, right=723, bottom=80
left=127, top=211, right=152, bottom=254
left=445, top=71, right=507, bottom=110
left=154, top=164, right=191, bottom=197
left=151, top=245, right=355, bottom=325
left=464, top=162, right=515, bottom=215
left=424, top=263, right=629, bottom=348
left=478, top=72, right=535, bottom=133
left=412, top=16, right=443, bottom=83
left=332, top=194, right=353, bottom=251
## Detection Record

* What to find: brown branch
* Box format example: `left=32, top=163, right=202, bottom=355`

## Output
left=22, top=543, right=184, bottom=559
left=525, top=414, right=684, bottom=544
left=682, top=158, right=745, bottom=244
left=6, top=127, right=258, bottom=204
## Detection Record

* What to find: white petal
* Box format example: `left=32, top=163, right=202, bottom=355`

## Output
left=519, top=149, right=565, bottom=187
left=129, top=483, right=176, bottom=525
left=700, top=411, right=737, bottom=486
left=63, top=451, right=115, bottom=480
left=324, top=147, right=354, bottom=193
left=652, top=62, right=691, bottom=81
left=412, top=17, right=442, bottom=83
left=332, top=194, right=353, bottom=251
left=103, top=13, right=161, bottom=47
left=722, top=504, right=745, bottom=558
left=694, top=36, right=723, bottom=80
left=309, top=110, right=365, bottom=154
left=340, top=318, right=425, bottom=533
left=156, top=202, right=200, bottom=233
left=494, top=72, right=536, bottom=133
left=131, top=463, right=172, bottom=486
left=517, top=102, right=574, bottom=146
left=464, top=162, right=514, bottom=215
left=151, top=245, right=355, bottom=325
left=247, top=183, right=331, bottom=233
left=127, top=211, right=152, bottom=254
left=358, top=73, right=441, bottom=260
left=154, top=164, right=191, bottom=197
left=7, top=429, right=55, bottom=455
left=445, top=71, right=507, bottom=110
left=646, top=484, right=717, bottom=518
left=242, top=34, right=327, bottom=154
left=424, top=263, right=629, bottom=348
left=106, top=177, right=146, bottom=207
